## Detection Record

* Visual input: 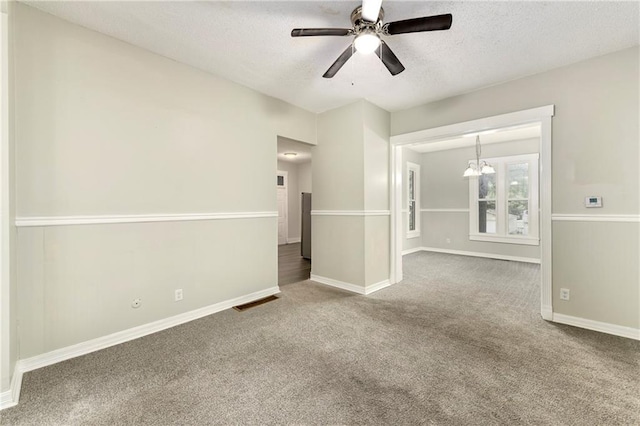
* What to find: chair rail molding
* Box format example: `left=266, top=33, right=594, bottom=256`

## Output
left=552, top=214, right=640, bottom=223
left=15, top=212, right=278, bottom=227
left=310, top=210, right=390, bottom=216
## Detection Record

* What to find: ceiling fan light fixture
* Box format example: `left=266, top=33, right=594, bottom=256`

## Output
left=354, top=32, right=380, bottom=54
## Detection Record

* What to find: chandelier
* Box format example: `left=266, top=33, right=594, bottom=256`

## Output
left=463, top=135, right=495, bottom=177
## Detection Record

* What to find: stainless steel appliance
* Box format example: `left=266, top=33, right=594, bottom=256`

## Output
left=301, top=192, right=311, bottom=259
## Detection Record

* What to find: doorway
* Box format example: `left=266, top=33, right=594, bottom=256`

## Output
left=389, top=106, right=554, bottom=320
left=276, top=136, right=313, bottom=286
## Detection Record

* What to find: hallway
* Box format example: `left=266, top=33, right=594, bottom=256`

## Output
left=278, top=243, right=311, bottom=286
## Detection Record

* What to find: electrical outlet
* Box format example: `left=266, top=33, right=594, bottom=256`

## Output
left=131, top=298, right=142, bottom=308
left=446, top=238, right=451, bottom=244
left=175, top=289, right=183, bottom=302
left=560, top=288, right=570, bottom=301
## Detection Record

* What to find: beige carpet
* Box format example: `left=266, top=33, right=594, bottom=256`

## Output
left=2, top=252, right=639, bottom=425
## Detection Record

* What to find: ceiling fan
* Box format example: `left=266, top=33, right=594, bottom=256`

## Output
left=291, top=0, right=453, bottom=78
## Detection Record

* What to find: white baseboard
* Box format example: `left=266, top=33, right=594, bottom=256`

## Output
left=552, top=313, right=640, bottom=341
left=286, top=237, right=301, bottom=244
left=1, top=286, right=280, bottom=410
left=0, top=367, right=23, bottom=410
left=310, top=274, right=391, bottom=295
left=410, top=246, right=541, bottom=264
left=365, top=279, right=391, bottom=294
left=540, top=305, right=553, bottom=321
left=311, top=274, right=365, bottom=294
left=401, top=247, right=423, bottom=256
left=0, top=392, right=12, bottom=410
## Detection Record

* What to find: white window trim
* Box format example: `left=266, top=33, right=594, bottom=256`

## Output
left=406, top=162, right=420, bottom=239
left=468, top=153, right=539, bottom=245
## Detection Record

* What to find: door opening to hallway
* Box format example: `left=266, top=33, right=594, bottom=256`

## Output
left=276, top=136, right=313, bottom=286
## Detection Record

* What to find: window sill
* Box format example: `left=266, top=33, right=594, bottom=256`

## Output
left=469, top=234, right=539, bottom=246
left=407, top=231, right=421, bottom=239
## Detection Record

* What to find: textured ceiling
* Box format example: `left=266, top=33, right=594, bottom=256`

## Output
left=23, top=1, right=640, bottom=113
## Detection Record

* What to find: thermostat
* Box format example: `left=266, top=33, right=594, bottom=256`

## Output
left=585, top=196, right=602, bottom=208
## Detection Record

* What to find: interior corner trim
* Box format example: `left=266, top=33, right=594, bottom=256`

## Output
left=310, top=210, right=391, bottom=216
left=551, top=214, right=640, bottom=223
left=15, top=212, right=279, bottom=227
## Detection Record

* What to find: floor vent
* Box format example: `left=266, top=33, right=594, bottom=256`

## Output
left=233, top=295, right=279, bottom=312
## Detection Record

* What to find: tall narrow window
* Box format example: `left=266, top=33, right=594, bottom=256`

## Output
left=469, top=154, right=539, bottom=245
left=507, top=162, right=530, bottom=235
left=407, top=162, right=421, bottom=238
left=478, top=173, right=497, bottom=234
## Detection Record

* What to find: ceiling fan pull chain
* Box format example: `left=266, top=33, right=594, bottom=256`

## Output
left=351, top=43, right=355, bottom=86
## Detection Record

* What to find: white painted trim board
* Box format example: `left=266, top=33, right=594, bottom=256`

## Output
left=401, top=247, right=423, bottom=256
left=552, top=214, right=640, bottom=223
left=390, top=105, right=555, bottom=145
left=311, top=210, right=390, bottom=216
left=421, top=208, right=470, bottom=213
left=16, top=212, right=278, bottom=227
left=310, top=274, right=391, bottom=295
left=0, top=368, right=22, bottom=409
left=552, top=313, right=639, bottom=341
left=403, top=246, right=541, bottom=264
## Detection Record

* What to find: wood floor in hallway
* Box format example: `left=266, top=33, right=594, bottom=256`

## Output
left=278, top=242, right=310, bottom=286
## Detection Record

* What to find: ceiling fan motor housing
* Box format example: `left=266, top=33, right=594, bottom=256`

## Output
left=350, top=6, right=384, bottom=35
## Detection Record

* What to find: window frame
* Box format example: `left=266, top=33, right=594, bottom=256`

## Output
left=468, top=153, right=539, bottom=245
left=406, top=162, right=421, bottom=239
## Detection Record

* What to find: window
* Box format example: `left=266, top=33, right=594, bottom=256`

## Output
left=407, top=162, right=420, bottom=238
left=469, top=154, right=539, bottom=245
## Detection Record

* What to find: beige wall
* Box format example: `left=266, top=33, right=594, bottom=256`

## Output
left=313, top=101, right=366, bottom=285
left=363, top=102, right=390, bottom=286
left=298, top=161, right=312, bottom=195
left=277, top=160, right=299, bottom=241
left=13, top=3, right=315, bottom=358
left=313, top=101, right=364, bottom=211
left=1, top=1, right=17, bottom=393
left=312, top=100, right=390, bottom=288
left=392, top=46, right=639, bottom=329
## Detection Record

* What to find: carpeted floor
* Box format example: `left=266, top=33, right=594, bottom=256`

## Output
left=2, top=252, right=639, bottom=425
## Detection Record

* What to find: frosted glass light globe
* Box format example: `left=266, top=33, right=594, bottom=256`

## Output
left=354, top=33, right=380, bottom=54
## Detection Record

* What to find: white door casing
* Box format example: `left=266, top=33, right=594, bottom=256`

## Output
left=277, top=170, right=288, bottom=245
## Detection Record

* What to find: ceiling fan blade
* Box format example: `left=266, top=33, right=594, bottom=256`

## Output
left=291, top=28, right=352, bottom=37
left=384, top=14, right=452, bottom=35
left=323, top=44, right=354, bottom=78
left=361, top=0, right=383, bottom=22
left=375, top=41, right=405, bottom=76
